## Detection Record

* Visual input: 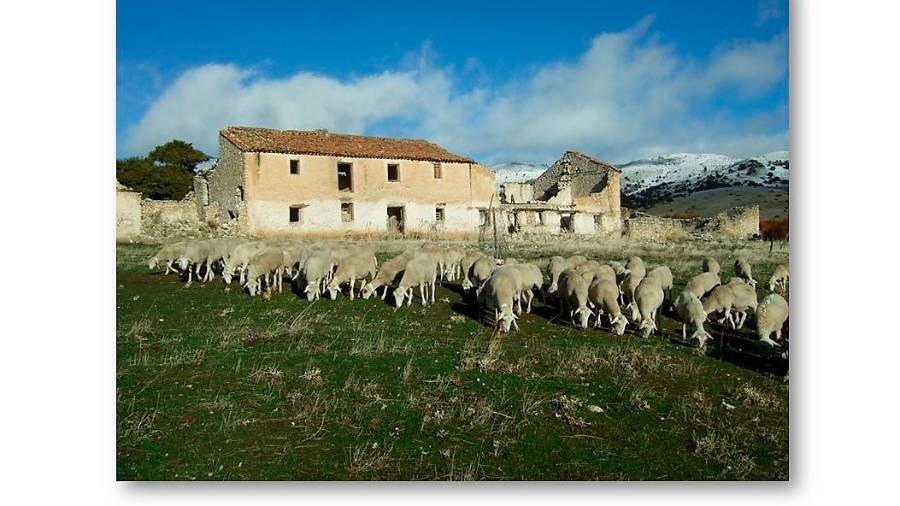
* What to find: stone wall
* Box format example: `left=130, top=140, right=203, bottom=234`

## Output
left=140, top=192, right=205, bottom=239
left=623, top=205, right=760, bottom=241
left=501, top=182, right=534, bottom=203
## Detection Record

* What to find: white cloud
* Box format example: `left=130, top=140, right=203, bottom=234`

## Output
left=122, top=19, right=787, bottom=164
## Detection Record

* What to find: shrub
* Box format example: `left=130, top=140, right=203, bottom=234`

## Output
left=760, top=218, right=789, bottom=241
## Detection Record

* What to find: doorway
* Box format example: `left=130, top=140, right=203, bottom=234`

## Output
left=386, top=206, right=405, bottom=234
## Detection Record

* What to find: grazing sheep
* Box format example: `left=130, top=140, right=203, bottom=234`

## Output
left=392, top=254, right=439, bottom=307
left=148, top=241, right=188, bottom=274
left=769, top=264, right=789, bottom=291
left=645, top=266, right=674, bottom=304
left=756, top=293, right=789, bottom=348
left=469, top=254, right=497, bottom=291
left=197, top=238, right=244, bottom=282
left=557, top=269, right=593, bottom=329
left=620, top=270, right=645, bottom=314
left=222, top=241, right=268, bottom=285
left=702, top=258, right=721, bottom=275
left=588, top=278, right=628, bottom=335
left=725, top=278, right=759, bottom=328
left=301, top=249, right=333, bottom=301
left=674, top=291, right=712, bottom=350
left=701, top=285, right=737, bottom=328
left=325, top=249, right=378, bottom=300
left=626, top=256, right=647, bottom=279
left=361, top=253, right=413, bottom=300
left=566, top=255, right=589, bottom=269
left=685, top=272, right=721, bottom=298
left=491, top=263, right=544, bottom=314
left=479, top=268, right=520, bottom=333
left=243, top=248, right=286, bottom=296
left=460, top=251, right=488, bottom=290
left=175, top=240, right=215, bottom=283
left=547, top=256, right=571, bottom=294
left=634, top=277, right=665, bottom=338
left=442, top=248, right=465, bottom=281
left=608, top=261, right=629, bottom=283
left=734, top=258, right=758, bottom=288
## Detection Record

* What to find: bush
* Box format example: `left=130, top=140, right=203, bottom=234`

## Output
left=760, top=218, right=789, bottom=241
left=116, top=140, right=209, bottom=200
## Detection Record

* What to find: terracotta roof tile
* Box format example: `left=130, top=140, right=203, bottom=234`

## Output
left=221, top=126, right=474, bottom=163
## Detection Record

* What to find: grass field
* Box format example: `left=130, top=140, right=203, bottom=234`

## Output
left=643, top=186, right=789, bottom=220
left=116, top=238, right=789, bottom=480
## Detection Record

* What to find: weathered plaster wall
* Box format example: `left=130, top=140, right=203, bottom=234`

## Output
left=502, top=182, right=534, bottom=204
left=572, top=212, right=596, bottom=235
left=207, top=136, right=247, bottom=227
left=116, top=190, right=142, bottom=240
left=239, top=150, right=496, bottom=235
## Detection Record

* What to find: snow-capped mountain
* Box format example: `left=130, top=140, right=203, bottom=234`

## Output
left=490, top=161, right=548, bottom=186
left=619, top=151, right=789, bottom=207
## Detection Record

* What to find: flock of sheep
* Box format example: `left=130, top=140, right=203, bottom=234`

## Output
left=147, top=237, right=790, bottom=352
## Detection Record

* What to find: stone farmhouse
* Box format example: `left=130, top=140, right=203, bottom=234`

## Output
left=195, top=127, right=497, bottom=236
left=500, top=150, right=622, bottom=236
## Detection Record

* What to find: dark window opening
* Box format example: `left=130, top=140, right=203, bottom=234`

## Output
left=341, top=202, right=354, bottom=222
left=387, top=206, right=405, bottom=234
left=593, top=214, right=602, bottom=225
left=433, top=162, right=443, bottom=179
left=560, top=214, right=572, bottom=232
left=435, top=206, right=445, bottom=222
left=387, top=163, right=400, bottom=182
left=236, top=186, right=244, bottom=201
left=337, top=163, right=353, bottom=191
left=289, top=206, right=303, bottom=224
left=290, top=160, right=299, bottom=174
left=227, top=210, right=238, bottom=221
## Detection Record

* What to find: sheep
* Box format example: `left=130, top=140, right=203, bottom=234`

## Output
left=734, top=258, right=758, bottom=288
left=619, top=270, right=645, bottom=315
left=442, top=248, right=465, bottom=281
left=608, top=261, right=629, bottom=283
left=725, top=278, right=759, bottom=328
left=478, top=268, right=520, bottom=333
left=645, top=266, right=674, bottom=304
left=175, top=240, right=215, bottom=283
left=587, top=278, right=628, bottom=335
left=361, top=252, right=413, bottom=300
left=512, top=263, right=544, bottom=313
left=301, top=248, right=333, bottom=301
left=392, top=254, right=438, bottom=307
left=674, top=291, right=712, bottom=350
left=148, top=240, right=188, bottom=274
left=566, top=255, right=589, bottom=269
left=685, top=272, right=721, bottom=298
left=460, top=251, right=489, bottom=289
left=222, top=241, right=268, bottom=285
left=243, top=247, right=286, bottom=296
left=756, top=293, right=789, bottom=348
left=547, top=256, right=571, bottom=293
left=557, top=269, right=593, bottom=329
left=502, top=257, right=520, bottom=266
left=626, top=256, right=647, bottom=279
left=325, top=248, right=378, bottom=300
left=197, top=237, right=245, bottom=282
left=634, top=277, right=665, bottom=338
left=769, top=264, right=789, bottom=292
left=701, top=285, right=737, bottom=328
left=702, top=258, right=721, bottom=275
left=468, top=254, right=497, bottom=291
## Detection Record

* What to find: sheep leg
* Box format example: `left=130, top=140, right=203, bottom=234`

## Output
left=431, top=274, right=437, bottom=303
left=349, top=275, right=355, bottom=300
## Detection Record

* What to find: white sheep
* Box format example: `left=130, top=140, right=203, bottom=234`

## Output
left=588, top=278, right=628, bottom=335
left=674, top=290, right=712, bottom=350
left=460, top=251, right=488, bottom=290
left=701, top=284, right=737, bottom=328
left=769, top=264, right=789, bottom=292
left=442, top=247, right=465, bottom=281
left=725, top=278, right=759, bottom=329
left=392, top=254, right=438, bottom=307
left=734, top=258, right=758, bottom=288
left=566, top=255, right=589, bottom=269
left=325, top=248, right=378, bottom=300
left=361, top=252, right=413, bottom=300
left=479, top=268, right=521, bottom=333
left=222, top=241, right=268, bottom=285
left=547, top=256, right=571, bottom=294
left=685, top=272, right=721, bottom=298
left=626, top=256, right=647, bottom=279
left=608, top=261, right=629, bottom=283
left=148, top=240, right=188, bottom=274
left=619, top=270, right=645, bottom=315
left=468, top=254, right=497, bottom=292
left=756, top=293, right=789, bottom=348
left=243, top=247, right=286, bottom=296
left=702, top=258, right=721, bottom=275
left=301, top=248, right=333, bottom=301
left=634, top=277, right=665, bottom=338
left=175, top=240, right=215, bottom=283
left=558, top=268, right=593, bottom=329
left=645, top=266, right=674, bottom=305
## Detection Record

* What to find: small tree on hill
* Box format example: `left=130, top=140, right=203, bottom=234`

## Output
left=116, top=140, right=209, bottom=200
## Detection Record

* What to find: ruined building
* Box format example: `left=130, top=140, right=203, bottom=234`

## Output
left=500, top=151, right=622, bottom=236
left=197, top=127, right=496, bottom=236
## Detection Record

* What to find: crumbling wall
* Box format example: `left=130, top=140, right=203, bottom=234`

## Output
left=623, top=205, right=760, bottom=241
left=502, top=182, right=534, bottom=203
left=116, top=189, right=142, bottom=240
left=140, top=192, right=205, bottom=238
left=696, top=205, right=760, bottom=239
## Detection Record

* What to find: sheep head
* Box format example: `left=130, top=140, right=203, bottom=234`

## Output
left=610, top=314, right=628, bottom=336
left=573, top=306, right=593, bottom=329
left=148, top=257, right=159, bottom=270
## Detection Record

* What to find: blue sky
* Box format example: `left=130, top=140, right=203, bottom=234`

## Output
left=117, top=0, right=788, bottom=164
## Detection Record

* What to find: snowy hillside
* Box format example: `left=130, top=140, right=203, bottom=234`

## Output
left=619, top=151, right=789, bottom=208
left=490, top=162, right=548, bottom=186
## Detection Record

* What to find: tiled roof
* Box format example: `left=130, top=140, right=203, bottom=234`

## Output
left=221, top=126, right=474, bottom=163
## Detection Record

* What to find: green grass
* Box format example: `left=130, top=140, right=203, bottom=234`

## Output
left=116, top=241, right=788, bottom=480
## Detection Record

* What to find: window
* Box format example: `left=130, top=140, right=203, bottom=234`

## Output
left=433, top=162, right=443, bottom=179
left=341, top=202, right=354, bottom=222
left=236, top=186, right=244, bottom=201
left=337, top=162, right=353, bottom=191
left=435, top=205, right=445, bottom=222
left=289, top=205, right=303, bottom=224
left=387, top=163, right=400, bottom=182
left=289, top=159, right=300, bottom=175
